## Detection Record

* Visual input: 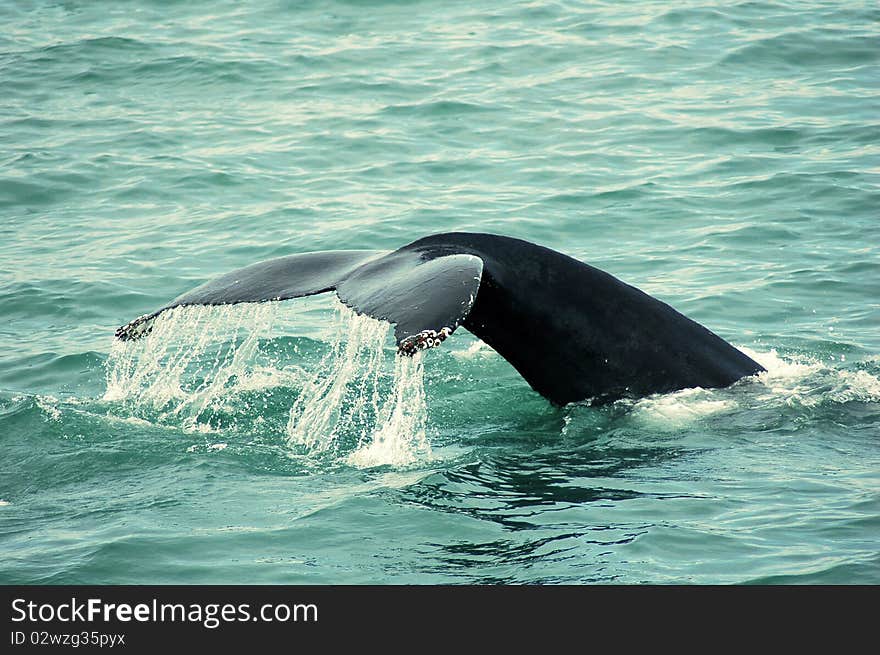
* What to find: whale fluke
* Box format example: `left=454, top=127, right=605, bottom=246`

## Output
left=115, top=232, right=765, bottom=405
left=115, top=250, right=383, bottom=341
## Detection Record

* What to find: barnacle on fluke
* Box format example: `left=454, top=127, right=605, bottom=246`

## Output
left=398, top=327, right=453, bottom=356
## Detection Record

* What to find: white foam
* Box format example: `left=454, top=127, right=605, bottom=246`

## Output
left=631, top=387, right=735, bottom=428
left=742, top=347, right=880, bottom=406
left=35, top=395, right=61, bottom=421
left=619, top=346, right=880, bottom=428
left=836, top=369, right=880, bottom=401
left=742, top=347, right=821, bottom=390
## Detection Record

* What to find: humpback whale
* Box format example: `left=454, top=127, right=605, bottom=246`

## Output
left=116, top=232, right=764, bottom=405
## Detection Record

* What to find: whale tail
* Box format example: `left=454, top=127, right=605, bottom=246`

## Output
left=115, top=247, right=484, bottom=355
left=115, top=232, right=764, bottom=405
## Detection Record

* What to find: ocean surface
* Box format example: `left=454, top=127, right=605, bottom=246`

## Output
left=1, top=0, right=878, bottom=584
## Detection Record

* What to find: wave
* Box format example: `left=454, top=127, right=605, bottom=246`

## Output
left=720, top=31, right=878, bottom=68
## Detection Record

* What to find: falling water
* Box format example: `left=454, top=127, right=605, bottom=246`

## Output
left=104, top=300, right=431, bottom=466
left=104, top=303, right=279, bottom=422
left=286, top=304, right=431, bottom=467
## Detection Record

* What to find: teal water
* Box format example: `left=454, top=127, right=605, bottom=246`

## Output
left=2, top=0, right=879, bottom=584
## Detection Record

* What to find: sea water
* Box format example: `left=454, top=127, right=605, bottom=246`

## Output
left=1, top=0, right=878, bottom=583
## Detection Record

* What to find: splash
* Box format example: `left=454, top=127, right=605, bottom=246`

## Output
left=286, top=306, right=431, bottom=467
left=563, top=346, right=880, bottom=436
left=742, top=347, right=880, bottom=406
left=104, top=301, right=431, bottom=467
left=623, top=346, right=880, bottom=428
left=104, top=303, right=278, bottom=430
left=345, top=353, right=431, bottom=468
